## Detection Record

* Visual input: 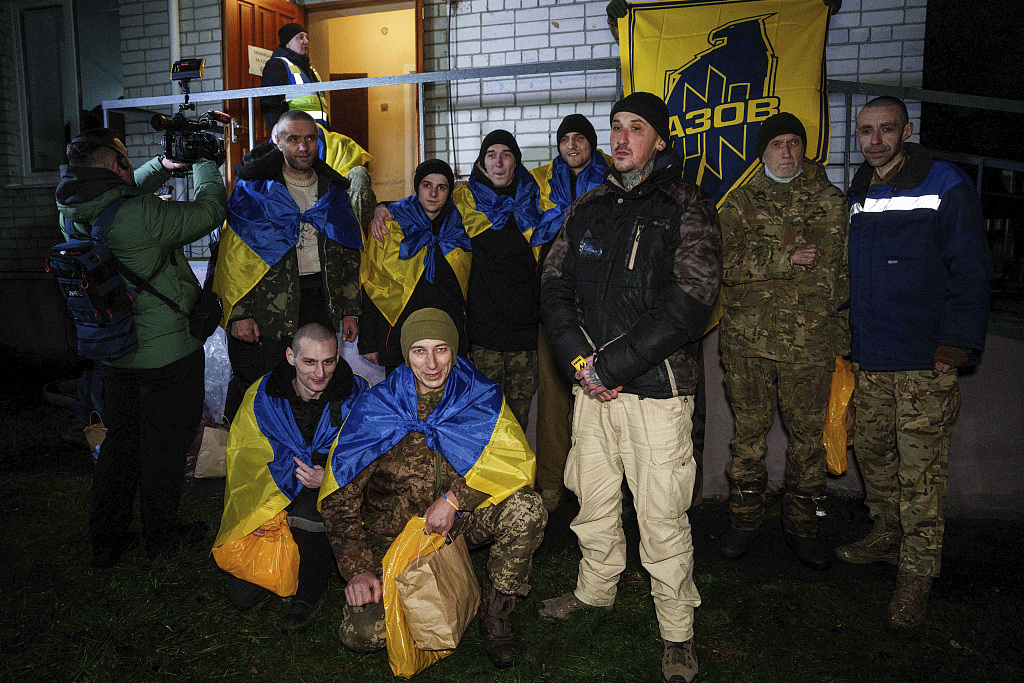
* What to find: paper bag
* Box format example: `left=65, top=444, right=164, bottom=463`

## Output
left=823, top=356, right=855, bottom=475
left=396, top=534, right=481, bottom=651
left=83, top=411, right=107, bottom=451
left=195, top=424, right=229, bottom=478
left=383, top=517, right=453, bottom=678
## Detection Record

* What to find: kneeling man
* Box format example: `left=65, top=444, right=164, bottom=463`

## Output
left=320, top=308, right=547, bottom=668
left=214, top=323, right=368, bottom=633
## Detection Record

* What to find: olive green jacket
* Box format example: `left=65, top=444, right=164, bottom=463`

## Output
left=718, top=159, right=849, bottom=365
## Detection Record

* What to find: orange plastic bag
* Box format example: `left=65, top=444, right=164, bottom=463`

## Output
left=383, top=516, right=453, bottom=678
left=212, top=510, right=299, bottom=597
left=823, top=356, right=855, bottom=475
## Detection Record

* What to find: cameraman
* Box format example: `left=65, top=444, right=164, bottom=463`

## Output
left=56, top=128, right=227, bottom=568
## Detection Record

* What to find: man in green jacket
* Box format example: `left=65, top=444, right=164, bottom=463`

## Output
left=56, top=128, right=227, bottom=567
left=716, top=113, right=849, bottom=570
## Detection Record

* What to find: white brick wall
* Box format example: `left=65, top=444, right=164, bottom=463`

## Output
left=823, top=0, right=926, bottom=187
left=423, top=0, right=924, bottom=187
left=120, top=0, right=223, bottom=162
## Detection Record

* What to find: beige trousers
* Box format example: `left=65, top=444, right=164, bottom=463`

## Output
left=566, top=387, right=701, bottom=642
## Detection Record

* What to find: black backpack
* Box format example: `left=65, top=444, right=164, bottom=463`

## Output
left=49, top=198, right=192, bottom=361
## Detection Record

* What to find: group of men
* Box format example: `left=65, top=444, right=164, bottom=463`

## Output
left=55, top=35, right=989, bottom=680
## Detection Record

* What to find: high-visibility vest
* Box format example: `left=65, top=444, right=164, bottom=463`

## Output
left=276, top=56, right=328, bottom=123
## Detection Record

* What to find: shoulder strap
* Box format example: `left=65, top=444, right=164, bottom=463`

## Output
left=90, top=197, right=128, bottom=242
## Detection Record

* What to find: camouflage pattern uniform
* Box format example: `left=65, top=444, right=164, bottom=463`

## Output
left=469, top=345, right=538, bottom=432
left=718, top=159, right=848, bottom=536
left=321, top=388, right=547, bottom=651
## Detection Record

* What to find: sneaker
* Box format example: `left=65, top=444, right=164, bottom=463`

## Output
left=785, top=533, right=832, bottom=571
left=282, top=597, right=324, bottom=634
left=718, top=526, right=759, bottom=560
left=662, top=638, right=698, bottom=683
left=228, top=577, right=272, bottom=612
left=835, top=526, right=900, bottom=566
left=888, top=571, right=932, bottom=628
left=537, top=592, right=613, bottom=623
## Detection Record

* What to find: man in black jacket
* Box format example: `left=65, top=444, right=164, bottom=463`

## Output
left=260, top=23, right=328, bottom=130
left=538, top=92, right=722, bottom=683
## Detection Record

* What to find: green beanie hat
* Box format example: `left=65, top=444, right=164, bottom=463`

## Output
left=401, top=308, right=459, bottom=363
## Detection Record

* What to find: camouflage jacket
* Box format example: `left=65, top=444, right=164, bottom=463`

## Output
left=719, top=159, right=849, bottom=365
left=227, top=146, right=361, bottom=341
left=320, top=389, right=489, bottom=580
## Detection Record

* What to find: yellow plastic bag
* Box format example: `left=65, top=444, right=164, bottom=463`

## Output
left=823, top=356, right=855, bottom=475
left=211, top=510, right=299, bottom=597
left=383, top=516, right=453, bottom=678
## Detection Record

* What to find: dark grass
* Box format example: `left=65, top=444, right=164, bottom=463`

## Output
left=2, top=361, right=1023, bottom=682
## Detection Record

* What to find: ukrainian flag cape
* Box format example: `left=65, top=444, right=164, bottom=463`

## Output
left=455, top=165, right=543, bottom=261
left=320, top=357, right=535, bottom=508
left=317, top=124, right=372, bottom=177
left=359, top=196, right=472, bottom=327
left=213, top=178, right=363, bottom=326
left=618, top=0, right=831, bottom=207
left=214, top=372, right=370, bottom=547
left=530, top=151, right=611, bottom=246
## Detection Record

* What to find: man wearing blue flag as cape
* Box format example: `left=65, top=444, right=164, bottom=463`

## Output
left=358, top=159, right=471, bottom=375
left=214, top=110, right=364, bottom=421
left=320, top=309, right=546, bottom=669
left=214, top=323, right=369, bottom=633
left=530, top=114, right=610, bottom=513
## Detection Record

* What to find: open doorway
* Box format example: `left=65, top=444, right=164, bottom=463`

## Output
left=307, top=2, right=421, bottom=200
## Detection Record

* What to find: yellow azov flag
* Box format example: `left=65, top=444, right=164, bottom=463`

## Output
left=618, top=0, right=831, bottom=208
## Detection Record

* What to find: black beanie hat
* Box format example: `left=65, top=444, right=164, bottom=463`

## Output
left=279, top=23, right=306, bottom=46
left=414, top=159, right=455, bottom=192
left=556, top=114, right=598, bottom=155
left=610, top=92, right=671, bottom=145
left=478, top=129, right=522, bottom=167
left=756, top=112, right=807, bottom=159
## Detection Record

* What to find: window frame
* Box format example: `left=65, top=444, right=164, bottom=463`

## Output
left=9, top=0, right=80, bottom=187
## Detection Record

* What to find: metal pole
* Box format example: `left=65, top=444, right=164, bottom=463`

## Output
left=844, top=92, right=852, bottom=192
left=248, top=97, right=255, bottom=151
left=418, top=82, right=426, bottom=165
left=976, top=156, right=985, bottom=196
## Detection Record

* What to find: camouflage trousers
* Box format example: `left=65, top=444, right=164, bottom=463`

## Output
left=470, top=345, right=538, bottom=432
left=722, top=354, right=832, bottom=536
left=338, top=487, right=547, bottom=652
left=535, top=325, right=573, bottom=493
left=853, top=367, right=961, bottom=577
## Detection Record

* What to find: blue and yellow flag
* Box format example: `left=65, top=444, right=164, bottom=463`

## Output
left=453, top=165, right=543, bottom=260
left=360, top=196, right=472, bottom=327
left=214, top=372, right=369, bottom=548
left=618, top=0, right=831, bottom=207
left=317, top=124, right=372, bottom=177
left=320, top=356, right=535, bottom=508
left=212, top=178, right=363, bottom=327
left=530, top=151, right=612, bottom=245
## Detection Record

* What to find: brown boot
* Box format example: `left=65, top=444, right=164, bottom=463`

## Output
left=662, top=637, right=698, bottom=683
left=835, top=522, right=901, bottom=566
left=888, top=571, right=932, bottom=627
left=479, top=575, right=521, bottom=668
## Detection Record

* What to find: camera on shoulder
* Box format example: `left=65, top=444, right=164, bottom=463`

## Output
left=150, top=58, right=228, bottom=169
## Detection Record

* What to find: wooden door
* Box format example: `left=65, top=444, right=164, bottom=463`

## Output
left=329, top=73, right=369, bottom=153
left=222, top=0, right=304, bottom=186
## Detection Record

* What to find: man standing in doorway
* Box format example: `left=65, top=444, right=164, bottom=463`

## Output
left=261, top=23, right=328, bottom=130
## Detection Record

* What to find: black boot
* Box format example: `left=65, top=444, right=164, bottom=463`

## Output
left=719, top=526, right=760, bottom=560
left=785, top=533, right=832, bottom=571
left=479, top=575, right=522, bottom=668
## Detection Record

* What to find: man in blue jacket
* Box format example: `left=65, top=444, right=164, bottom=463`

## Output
left=838, top=96, right=990, bottom=628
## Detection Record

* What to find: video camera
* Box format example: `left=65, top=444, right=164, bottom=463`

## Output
left=150, top=58, right=228, bottom=169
